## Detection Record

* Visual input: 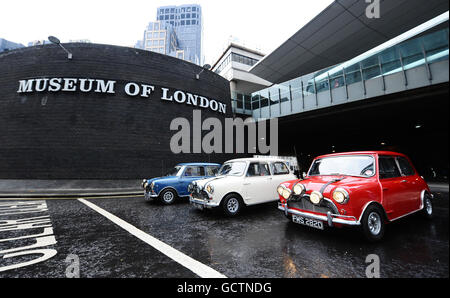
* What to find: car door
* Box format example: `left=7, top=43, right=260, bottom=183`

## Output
left=378, top=155, right=411, bottom=220
left=270, top=161, right=294, bottom=187
left=179, top=166, right=204, bottom=196
left=396, top=156, right=422, bottom=212
left=242, top=162, right=275, bottom=205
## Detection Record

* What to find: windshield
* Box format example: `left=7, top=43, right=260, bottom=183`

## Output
left=218, top=162, right=247, bottom=176
left=165, top=166, right=182, bottom=177
left=308, top=155, right=375, bottom=177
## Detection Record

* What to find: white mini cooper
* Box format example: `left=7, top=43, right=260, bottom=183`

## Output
left=189, top=157, right=297, bottom=216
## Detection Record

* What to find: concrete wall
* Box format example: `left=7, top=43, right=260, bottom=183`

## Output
left=0, top=43, right=233, bottom=179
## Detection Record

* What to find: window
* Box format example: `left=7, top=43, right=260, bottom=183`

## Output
left=165, top=8, right=169, bottom=13
left=399, top=39, right=425, bottom=70
left=184, top=166, right=204, bottom=177
left=154, top=23, right=160, bottom=30
left=422, top=29, right=449, bottom=63
left=329, top=69, right=344, bottom=89
left=219, top=162, right=247, bottom=176
left=181, top=20, right=185, bottom=25
left=379, top=156, right=401, bottom=179
left=271, top=162, right=290, bottom=175
left=186, top=20, right=191, bottom=25
left=247, top=163, right=271, bottom=177
left=192, top=13, right=196, bottom=18
left=309, top=156, right=375, bottom=177
left=231, top=53, right=259, bottom=66
left=379, top=47, right=402, bottom=75
left=397, top=157, right=415, bottom=176
left=344, top=63, right=362, bottom=85
left=206, top=166, right=219, bottom=176
left=181, top=13, right=185, bottom=18
left=186, top=13, right=191, bottom=18
left=315, top=77, right=329, bottom=93
left=361, top=55, right=381, bottom=80
left=192, top=7, right=196, bottom=11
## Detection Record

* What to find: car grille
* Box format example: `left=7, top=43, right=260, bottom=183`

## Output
left=190, top=185, right=209, bottom=201
left=287, top=195, right=338, bottom=215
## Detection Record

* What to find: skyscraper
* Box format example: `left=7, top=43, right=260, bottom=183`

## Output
left=0, top=38, right=24, bottom=52
left=155, top=4, right=203, bottom=65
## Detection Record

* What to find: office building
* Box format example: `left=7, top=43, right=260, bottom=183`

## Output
left=0, top=38, right=24, bottom=52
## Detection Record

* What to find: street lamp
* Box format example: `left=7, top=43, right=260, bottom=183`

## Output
left=48, top=36, right=72, bottom=60
left=196, top=64, right=211, bottom=80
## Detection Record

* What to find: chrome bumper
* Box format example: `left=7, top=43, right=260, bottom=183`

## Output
left=278, top=202, right=360, bottom=227
left=189, top=197, right=220, bottom=209
left=144, top=191, right=158, bottom=200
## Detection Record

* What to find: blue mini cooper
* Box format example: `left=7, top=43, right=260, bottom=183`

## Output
left=142, top=163, right=221, bottom=204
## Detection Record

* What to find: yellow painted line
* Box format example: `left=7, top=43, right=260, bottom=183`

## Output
left=0, top=194, right=144, bottom=201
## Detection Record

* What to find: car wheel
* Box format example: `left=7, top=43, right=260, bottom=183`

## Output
left=422, top=194, right=433, bottom=219
left=160, top=189, right=177, bottom=205
left=222, top=194, right=243, bottom=217
left=361, top=205, right=385, bottom=242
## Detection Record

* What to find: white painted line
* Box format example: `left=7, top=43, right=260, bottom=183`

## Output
left=77, top=198, right=226, bottom=279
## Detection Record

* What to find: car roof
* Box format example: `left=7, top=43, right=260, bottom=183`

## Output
left=177, top=163, right=221, bottom=166
left=225, top=157, right=289, bottom=163
left=315, top=151, right=408, bottom=159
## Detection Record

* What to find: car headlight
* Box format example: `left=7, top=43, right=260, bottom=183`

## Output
left=144, top=182, right=148, bottom=189
left=292, top=183, right=305, bottom=195
left=310, top=191, right=323, bottom=205
left=150, top=181, right=155, bottom=189
left=332, top=188, right=349, bottom=204
left=206, top=184, right=214, bottom=194
left=282, top=188, right=292, bottom=200
left=277, top=185, right=285, bottom=196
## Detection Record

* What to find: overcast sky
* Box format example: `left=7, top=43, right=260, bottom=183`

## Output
left=1, top=0, right=334, bottom=64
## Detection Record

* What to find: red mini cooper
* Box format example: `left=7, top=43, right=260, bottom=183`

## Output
left=277, top=151, right=433, bottom=241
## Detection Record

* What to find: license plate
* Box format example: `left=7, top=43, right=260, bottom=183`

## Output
left=292, top=215, right=324, bottom=230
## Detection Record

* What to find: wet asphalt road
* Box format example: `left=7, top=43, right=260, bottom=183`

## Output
left=0, top=190, right=448, bottom=278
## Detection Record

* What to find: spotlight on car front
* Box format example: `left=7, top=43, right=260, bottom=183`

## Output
left=310, top=191, right=323, bottom=205
left=206, top=184, right=214, bottom=194
left=333, top=188, right=349, bottom=204
left=277, top=185, right=284, bottom=196
left=282, top=188, right=292, bottom=200
left=292, top=183, right=305, bottom=196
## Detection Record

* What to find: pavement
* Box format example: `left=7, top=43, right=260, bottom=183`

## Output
left=0, top=179, right=142, bottom=198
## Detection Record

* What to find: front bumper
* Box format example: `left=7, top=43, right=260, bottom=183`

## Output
left=189, top=196, right=220, bottom=210
left=278, top=202, right=360, bottom=227
left=144, top=190, right=159, bottom=201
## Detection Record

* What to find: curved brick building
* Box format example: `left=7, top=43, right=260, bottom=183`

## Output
left=0, top=43, right=232, bottom=179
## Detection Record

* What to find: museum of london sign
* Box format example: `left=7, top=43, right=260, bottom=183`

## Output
left=16, top=78, right=227, bottom=114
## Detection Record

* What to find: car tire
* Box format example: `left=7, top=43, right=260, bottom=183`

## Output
left=422, top=194, right=434, bottom=219
left=222, top=194, right=243, bottom=217
left=361, top=205, right=385, bottom=242
left=160, top=189, right=177, bottom=205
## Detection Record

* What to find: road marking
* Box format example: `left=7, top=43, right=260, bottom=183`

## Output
left=77, top=198, right=226, bottom=278
left=0, top=201, right=57, bottom=272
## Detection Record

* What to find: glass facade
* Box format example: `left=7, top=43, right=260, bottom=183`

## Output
left=156, top=4, right=203, bottom=65
left=241, top=28, right=449, bottom=117
left=214, top=52, right=260, bottom=74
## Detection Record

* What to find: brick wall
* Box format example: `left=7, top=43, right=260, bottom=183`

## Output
left=0, top=43, right=235, bottom=179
